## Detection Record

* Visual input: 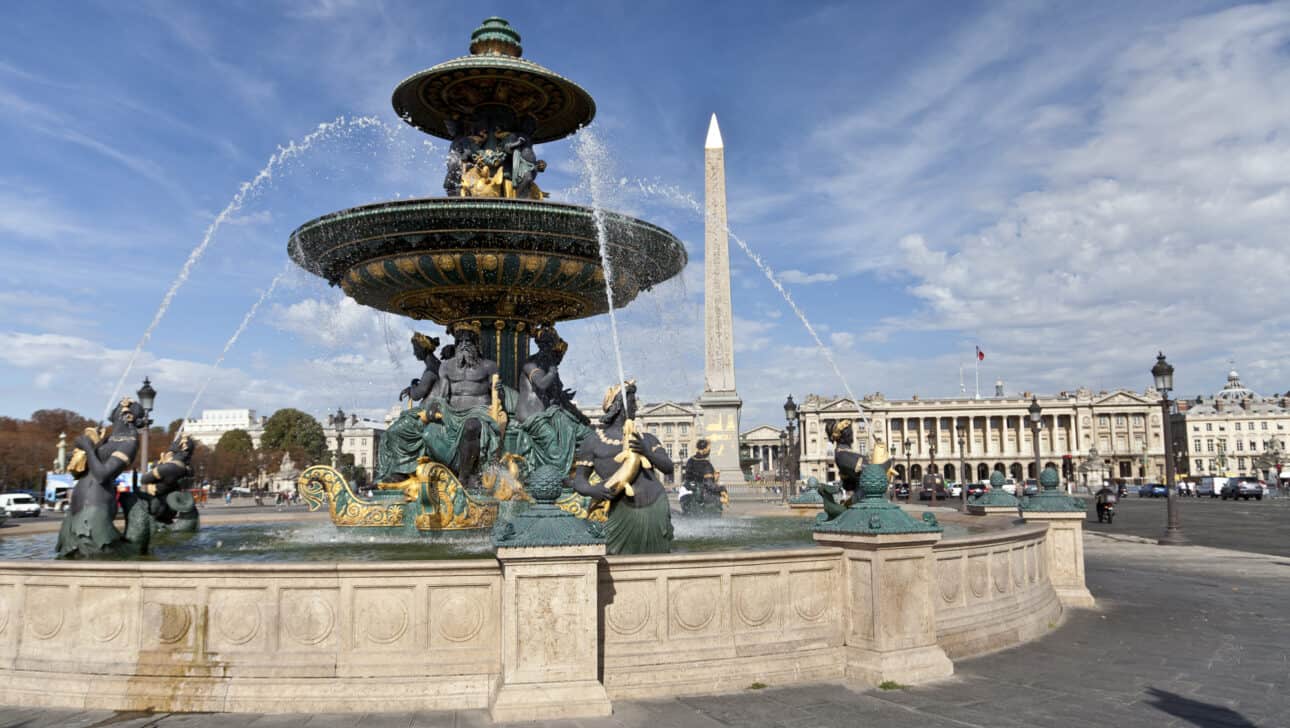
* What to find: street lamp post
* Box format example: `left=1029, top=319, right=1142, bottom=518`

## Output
left=783, top=395, right=799, bottom=494
left=778, top=430, right=788, bottom=492
left=1153, top=352, right=1186, bottom=545
left=1028, top=396, right=1042, bottom=492
left=929, top=442, right=938, bottom=506
left=903, top=438, right=912, bottom=502
left=957, top=425, right=967, bottom=510
left=329, top=408, right=347, bottom=469
left=135, top=377, right=157, bottom=492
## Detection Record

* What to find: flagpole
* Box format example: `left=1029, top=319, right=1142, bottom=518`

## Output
left=974, top=352, right=980, bottom=400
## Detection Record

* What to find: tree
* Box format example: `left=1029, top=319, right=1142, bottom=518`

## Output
left=166, top=418, right=185, bottom=439
left=0, top=408, right=98, bottom=491
left=211, top=429, right=257, bottom=486
left=260, top=409, right=328, bottom=465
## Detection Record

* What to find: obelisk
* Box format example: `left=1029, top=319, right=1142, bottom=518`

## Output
left=697, top=114, right=744, bottom=486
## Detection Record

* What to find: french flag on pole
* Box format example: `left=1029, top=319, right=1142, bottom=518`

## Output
left=976, top=346, right=985, bottom=361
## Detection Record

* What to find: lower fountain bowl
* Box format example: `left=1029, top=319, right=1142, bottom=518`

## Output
left=287, top=197, right=687, bottom=324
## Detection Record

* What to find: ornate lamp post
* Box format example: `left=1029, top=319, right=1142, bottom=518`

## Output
left=1153, top=352, right=1186, bottom=545
left=903, top=438, right=912, bottom=501
left=1028, top=396, right=1042, bottom=489
left=928, top=442, right=938, bottom=506
left=957, top=424, right=967, bottom=510
left=328, top=408, right=347, bottom=469
left=778, top=430, right=788, bottom=487
left=135, top=377, right=157, bottom=491
left=783, top=395, right=799, bottom=489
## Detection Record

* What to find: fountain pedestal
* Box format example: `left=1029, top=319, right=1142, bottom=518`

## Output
left=492, top=542, right=612, bottom=721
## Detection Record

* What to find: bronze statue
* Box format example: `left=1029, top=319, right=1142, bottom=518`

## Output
left=570, top=381, right=674, bottom=554
left=56, top=398, right=152, bottom=558
left=516, top=326, right=587, bottom=425
left=680, top=438, right=726, bottom=516
left=139, top=434, right=200, bottom=533
left=818, top=419, right=864, bottom=519
left=399, top=332, right=442, bottom=404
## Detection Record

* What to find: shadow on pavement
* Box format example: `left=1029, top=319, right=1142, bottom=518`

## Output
left=1145, top=687, right=1258, bottom=727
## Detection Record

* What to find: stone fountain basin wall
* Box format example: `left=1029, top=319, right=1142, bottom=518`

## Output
left=0, top=522, right=1059, bottom=713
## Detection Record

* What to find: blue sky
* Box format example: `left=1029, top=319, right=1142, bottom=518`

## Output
left=2, top=0, right=1289, bottom=429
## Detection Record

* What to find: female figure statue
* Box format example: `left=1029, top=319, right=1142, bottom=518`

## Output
left=379, top=332, right=447, bottom=483
left=680, top=438, right=726, bottom=516
left=569, top=381, right=674, bottom=554
left=56, top=398, right=152, bottom=558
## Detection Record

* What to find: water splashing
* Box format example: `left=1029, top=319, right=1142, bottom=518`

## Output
left=635, top=180, right=867, bottom=429
left=181, top=269, right=288, bottom=425
left=574, top=129, right=630, bottom=411
left=103, top=115, right=386, bottom=418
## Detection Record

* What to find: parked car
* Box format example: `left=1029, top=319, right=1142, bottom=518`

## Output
left=0, top=506, right=7, bottom=526
left=947, top=482, right=963, bottom=498
left=1197, top=477, right=1227, bottom=498
left=1001, top=478, right=1019, bottom=495
left=1221, top=478, right=1263, bottom=501
left=0, top=493, right=41, bottom=517
left=966, top=481, right=987, bottom=497
left=1022, top=479, right=1039, bottom=496
left=918, top=481, right=949, bottom=501
left=893, top=482, right=912, bottom=500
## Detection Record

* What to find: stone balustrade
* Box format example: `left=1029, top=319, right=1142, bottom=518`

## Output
left=0, top=516, right=1082, bottom=715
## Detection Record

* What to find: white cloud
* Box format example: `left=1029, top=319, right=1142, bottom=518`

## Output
left=778, top=269, right=839, bottom=285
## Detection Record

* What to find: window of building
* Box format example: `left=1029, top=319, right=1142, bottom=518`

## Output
left=1235, top=422, right=1242, bottom=431
left=1193, top=438, right=1201, bottom=451
left=1251, top=441, right=1258, bottom=451
left=664, top=423, right=674, bottom=436
left=1195, top=459, right=1204, bottom=470
left=680, top=423, right=689, bottom=436
left=1099, top=415, right=1110, bottom=427
left=679, top=446, right=688, bottom=460
left=1207, top=439, right=1214, bottom=452
left=1262, top=422, right=1268, bottom=430
left=1236, top=441, right=1243, bottom=451
left=1115, top=415, right=1127, bottom=427
left=1133, top=414, right=1144, bottom=426
left=1206, top=423, right=1213, bottom=431
left=1238, top=457, right=1246, bottom=469
left=1193, top=425, right=1200, bottom=432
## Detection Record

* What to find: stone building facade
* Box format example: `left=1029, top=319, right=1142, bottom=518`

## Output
left=183, top=409, right=266, bottom=448
left=1173, top=369, right=1290, bottom=480
left=741, top=424, right=786, bottom=480
left=578, top=401, right=701, bottom=485
left=797, top=387, right=1166, bottom=488
left=186, top=408, right=386, bottom=480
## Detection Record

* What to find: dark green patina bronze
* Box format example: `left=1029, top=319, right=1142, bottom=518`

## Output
left=970, top=468, right=1021, bottom=509
left=1021, top=465, right=1086, bottom=513
left=492, top=464, right=604, bottom=548
left=814, top=463, right=942, bottom=536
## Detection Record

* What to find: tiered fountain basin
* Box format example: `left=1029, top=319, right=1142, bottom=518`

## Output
left=289, top=197, right=687, bottom=323
left=0, top=512, right=1072, bottom=714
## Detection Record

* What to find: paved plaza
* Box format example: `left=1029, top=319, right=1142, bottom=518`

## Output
left=2, top=525, right=1286, bottom=728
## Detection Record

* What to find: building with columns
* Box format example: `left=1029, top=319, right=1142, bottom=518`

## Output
left=577, top=401, right=700, bottom=485
left=740, top=425, right=785, bottom=480
left=1173, top=369, right=1290, bottom=480
left=797, top=386, right=1167, bottom=487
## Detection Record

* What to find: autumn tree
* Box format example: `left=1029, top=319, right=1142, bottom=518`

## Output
left=260, top=409, right=329, bottom=466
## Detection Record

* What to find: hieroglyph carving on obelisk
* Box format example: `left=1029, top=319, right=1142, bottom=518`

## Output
left=697, top=114, right=744, bottom=485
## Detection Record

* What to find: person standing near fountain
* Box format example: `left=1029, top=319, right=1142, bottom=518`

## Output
left=570, top=381, right=674, bottom=554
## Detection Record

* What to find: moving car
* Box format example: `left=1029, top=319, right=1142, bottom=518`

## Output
left=893, top=482, right=912, bottom=500
left=947, top=482, right=963, bottom=498
left=0, top=493, right=41, bottom=517
left=1221, top=478, right=1263, bottom=501
left=1197, top=477, right=1227, bottom=498
left=918, top=480, right=949, bottom=501
left=1137, top=483, right=1167, bottom=498
left=966, top=481, right=987, bottom=497
left=1022, top=479, right=1039, bottom=496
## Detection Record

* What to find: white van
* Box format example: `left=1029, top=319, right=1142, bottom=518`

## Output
left=1197, top=477, right=1227, bottom=498
left=0, top=493, right=42, bottom=517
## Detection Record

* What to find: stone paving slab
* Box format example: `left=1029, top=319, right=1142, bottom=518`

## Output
left=0, top=536, right=1286, bottom=727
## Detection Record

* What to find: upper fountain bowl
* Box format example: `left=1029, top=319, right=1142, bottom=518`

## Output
left=287, top=197, right=687, bottom=325
left=392, top=17, right=595, bottom=144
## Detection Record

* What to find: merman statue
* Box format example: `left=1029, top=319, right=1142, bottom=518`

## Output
left=56, top=398, right=153, bottom=558
left=817, top=419, right=888, bottom=519
left=570, top=381, right=675, bottom=554
left=679, top=438, right=727, bottom=516
left=139, top=433, right=200, bottom=533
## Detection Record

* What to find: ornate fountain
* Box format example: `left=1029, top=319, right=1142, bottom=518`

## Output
left=290, top=18, right=687, bottom=535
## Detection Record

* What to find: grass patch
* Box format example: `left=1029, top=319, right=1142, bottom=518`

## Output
left=747, top=682, right=767, bottom=690
left=878, top=680, right=905, bottom=691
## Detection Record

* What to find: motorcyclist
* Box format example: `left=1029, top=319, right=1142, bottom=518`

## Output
left=1095, top=484, right=1117, bottom=521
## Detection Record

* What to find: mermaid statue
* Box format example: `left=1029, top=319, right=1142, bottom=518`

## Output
left=569, top=381, right=674, bottom=554
left=56, top=398, right=153, bottom=558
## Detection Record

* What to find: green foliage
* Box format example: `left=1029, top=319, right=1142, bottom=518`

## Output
left=878, top=681, right=905, bottom=691
left=747, top=682, right=767, bottom=690
left=216, top=429, right=255, bottom=454
left=261, top=408, right=328, bottom=464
